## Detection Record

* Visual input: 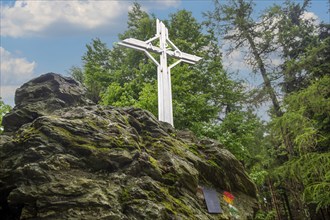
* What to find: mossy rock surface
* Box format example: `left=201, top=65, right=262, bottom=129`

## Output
left=0, top=73, right=257, bottom=219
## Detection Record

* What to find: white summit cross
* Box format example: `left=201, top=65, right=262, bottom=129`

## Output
left=118, top=19, right=202, bottom=127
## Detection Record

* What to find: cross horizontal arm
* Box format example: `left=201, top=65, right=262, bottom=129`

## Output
left=119, top=38, right=202, bottom=64
left=166, top=50, right=202, bottom=64
left=119, top=38, right=162, bottom=54
left=118, top=41, right=160, bottom=66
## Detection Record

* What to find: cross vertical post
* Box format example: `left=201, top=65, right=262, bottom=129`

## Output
left=118, top=19, right=202, bottom=127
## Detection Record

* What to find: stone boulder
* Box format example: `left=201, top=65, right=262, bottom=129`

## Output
left=0, top=73, right=257, bottom=219
left=2, top=72, right=93, bottom=132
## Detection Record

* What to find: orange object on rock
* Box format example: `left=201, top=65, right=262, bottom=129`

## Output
left=223, top=191, right=234, bottom=204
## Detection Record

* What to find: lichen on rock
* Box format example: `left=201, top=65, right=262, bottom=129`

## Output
left=0, top=73, right=258, bottom=219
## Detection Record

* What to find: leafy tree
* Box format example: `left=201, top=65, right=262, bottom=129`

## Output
left=167, top=10, right=248, bottom=130
left=68, top=66, right=84, bottom=84
left=135, top=82, right=158, bottom=115
left=197, top=109, right=266, bottom=163
left=99, top=3, right=158, bottom=110
left=83, top=38, right=113, bottom=103
left=0, top=98, right=11, bottom=134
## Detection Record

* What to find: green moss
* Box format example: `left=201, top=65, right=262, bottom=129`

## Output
left=120, top=188, right=131, bottom=203
left=188, top=145, right=201, bottom=156
left=207, top=159, right=220, bottom=168
left=85, top=119, right=107, bottom=131
left=158, top=186, right=195, bottom=218
left=163, top=173, right=178, bottom=182
left=149, top=156, right=159, bottom=168
left=51, top=125, right=75, bottom=140
left=163, top=201, right=177, bottom=215
left=49, top=122, right=138, bottom=152
left=141, top=130, right=151, bottom=137
left=170, top=146, right=185, bottom=157
left=121, top=115, right=130, bottom=125
left=14, top=126, right=39, bottom=143
left=103, top=136, right=124, bottom=148
left=188, top=148, right=198, bottom=155
left=170, top=132, right=177, bottom=138
left=172, top=197, right=194, bottom=217
left=79, top=144, right=111, bottom=153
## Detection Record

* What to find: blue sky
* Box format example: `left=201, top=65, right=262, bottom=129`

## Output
left=1, top=0, right=329, bottom=106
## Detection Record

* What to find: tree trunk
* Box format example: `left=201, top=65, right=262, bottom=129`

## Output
left=239, top=23, right=296, bottom=156
left=268, top=178, right=282, bottom=220
left=281, top=188, right=293, bottom=220
left=244, top=33, right=283, bottom=117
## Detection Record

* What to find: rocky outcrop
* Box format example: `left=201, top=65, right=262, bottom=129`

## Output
left=0, top=73, right=257, bottom=219
left=2, top=73, right=93, bottom=132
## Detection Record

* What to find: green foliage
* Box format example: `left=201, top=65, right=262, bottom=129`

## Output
left=254, top=210, right=276, bottom=220
left=197, top=110, right=266, bottom=164
left=206, top=0, right=330, bottom=217
left=304, top=172, right=330, bottom=212
left=70, top=3, right=246, bottom=133
left=82, top=38, right=112, bottom=102
left=98, top=4, right=158, bottom=110
left=135, top=82, right=158, bottom=116
left=281, top=36, right=330, bottom=93
left=272, top=75, right=330, bottom=154
left=68, top=66, right=84, bottom=84
left=122, top=2, right=155, bottom=41
left=0, top=98, right=11, bottom=133
left=275, top=152, right=330, bottom=211
left=271, top=76, right=330, bottom=212
left=206, top=0, right=284, bottom=117
left=249, top=168, right=268, bottom=186
left=101, top=83, right=137, bottom=107
left=264, top=0, right=329, bottom=94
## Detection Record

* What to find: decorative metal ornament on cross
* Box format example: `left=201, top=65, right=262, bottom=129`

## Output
left=118, top=19, right=202, bottom=127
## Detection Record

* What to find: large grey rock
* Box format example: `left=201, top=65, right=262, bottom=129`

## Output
left=0, top=73, right=257, bottom=219
left=2, top=72, right=93, bottom=132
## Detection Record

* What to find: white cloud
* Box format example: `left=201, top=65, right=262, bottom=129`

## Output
left=222, top=48, right=250, bottom=73
left=0, top=47, right=36, bottom=106
left=1, top=0, right=181, bottom=38
left=149, top=0, right=181, bottom=7
left=0, top=47, right=36, bottom=85
left=301, top=11, right=319, bottom=24
left=1, top=1, right=130, bottom=37
left=0, top=85, right=17, bottom=107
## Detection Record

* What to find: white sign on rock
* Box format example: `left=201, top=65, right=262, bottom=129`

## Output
left=118, top=19, right=202, bottom=127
